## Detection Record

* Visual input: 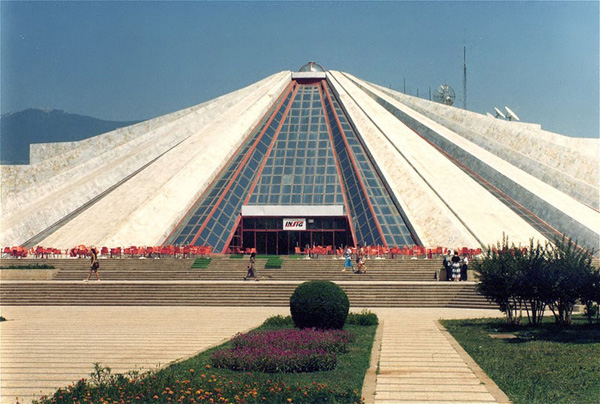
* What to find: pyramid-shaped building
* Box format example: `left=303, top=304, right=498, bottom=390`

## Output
left=2, top=63, right=598, bottom=254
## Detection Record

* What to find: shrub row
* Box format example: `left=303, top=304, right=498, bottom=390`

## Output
left=346, top=309, right=379, bottom=326
left=265, top=256, right=284, bottom=269
left=0, top=264, right=55, bottom=269
left=476, top=235, right=600, bottom=326
left=191, top=258, right=211, bottom=268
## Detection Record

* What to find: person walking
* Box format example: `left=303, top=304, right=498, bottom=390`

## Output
left=244, top=252, right=258, bottom=280
left=342, top=247, right=353, bottom=272
left=85, top=246, right=100, bottom=282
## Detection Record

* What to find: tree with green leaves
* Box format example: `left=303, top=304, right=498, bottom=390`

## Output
left=475, top=234, right=524, bottom=325
left=514, top=239, right=550, bottom=325
left=544, top=235, right=596, bottom=326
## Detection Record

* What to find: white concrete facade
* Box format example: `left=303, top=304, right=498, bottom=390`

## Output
left=329, top=71, right=547, bottom=247
left=1, top=69, right=598, bottom=251
left=1, top=71, right=290, bottom=247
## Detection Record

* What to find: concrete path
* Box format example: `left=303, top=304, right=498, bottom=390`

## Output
left=0, top=306, right=509, bottom=404
left=0, top=306, right=289, bottom=404
left=372, top=308, right=510, bottom=404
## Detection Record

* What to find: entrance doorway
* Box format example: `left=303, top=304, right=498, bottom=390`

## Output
left=238, top=216, right=352, bottom=255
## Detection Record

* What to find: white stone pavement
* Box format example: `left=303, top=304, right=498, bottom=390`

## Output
left=0, top=306, right=509, bottom=404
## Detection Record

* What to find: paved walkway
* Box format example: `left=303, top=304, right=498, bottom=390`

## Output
left=0, top=307, right=509, bottom=404
left=372, top=308, right=510, bottom=404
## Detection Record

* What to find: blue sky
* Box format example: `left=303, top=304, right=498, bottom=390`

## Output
left=1, top=1, right=598, bottom=138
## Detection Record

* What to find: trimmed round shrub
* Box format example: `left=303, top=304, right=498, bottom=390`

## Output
left=290, top=280, right=350, bottom=330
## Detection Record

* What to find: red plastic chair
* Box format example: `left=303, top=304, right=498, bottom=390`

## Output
left=14, top=246, right=27, bottom=258
left=110, top=247, right=121, bottom=258
left=35, top=246, right=44, bottom=258
left=159, top=246, right=171, bottom=257
left=78, top=246, right=89, bottom=258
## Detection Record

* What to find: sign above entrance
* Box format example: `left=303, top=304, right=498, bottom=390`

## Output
left=283, top=218, right=306, bottom=231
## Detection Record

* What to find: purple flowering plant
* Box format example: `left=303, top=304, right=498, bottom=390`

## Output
left=211, top=328, right=355, bottom=373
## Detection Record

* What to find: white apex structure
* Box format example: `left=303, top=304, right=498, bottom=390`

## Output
left=1, top=66, right=598, bottom=254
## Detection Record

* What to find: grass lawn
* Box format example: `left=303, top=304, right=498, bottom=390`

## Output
left=35, top=316, right=377, bottom=404
left=441, top=315, right=600, bottom=404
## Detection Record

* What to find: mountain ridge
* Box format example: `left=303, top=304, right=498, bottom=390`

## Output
left=0, top=108, right=142, bottom=164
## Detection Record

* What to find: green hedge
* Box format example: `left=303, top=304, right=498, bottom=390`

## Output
left=265, top=256, right=284, bottom=269
left=0, top=264, right=55, bottom=269
left=191, top=258, right=211, bottom=269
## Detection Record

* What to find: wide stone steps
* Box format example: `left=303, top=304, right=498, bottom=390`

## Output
left=0, top=257, right=495, bottom=308
left=45, top=258, right=442, bottom=281
left=0, top=282, right=495, bottom=308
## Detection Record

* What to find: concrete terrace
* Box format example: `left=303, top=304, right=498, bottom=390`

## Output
left=0, top=306, right=510, bottom=404
left=0, top=256, right=512, bottom=404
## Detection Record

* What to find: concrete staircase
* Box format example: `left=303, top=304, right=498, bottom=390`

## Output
left=0, top=282, right=494, bottom=308
left=0, top=257, right=496, bottom=308
left=198, top=257, right=442, bottom=281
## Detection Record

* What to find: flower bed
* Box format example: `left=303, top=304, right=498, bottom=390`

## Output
left=33, top=313, right=377, bottom=404
left=211, top=328, right=355, bottom=373
left=38, top=372, right=363, bottom=404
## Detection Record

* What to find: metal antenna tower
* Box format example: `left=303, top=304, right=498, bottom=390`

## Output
left=463, top=45, right=467, bottom=110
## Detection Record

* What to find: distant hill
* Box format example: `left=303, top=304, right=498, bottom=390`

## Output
left=0, top=109, right=142, bottom=164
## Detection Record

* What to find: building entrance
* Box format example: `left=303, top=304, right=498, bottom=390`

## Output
left=240, top=216, right=352, bottom=255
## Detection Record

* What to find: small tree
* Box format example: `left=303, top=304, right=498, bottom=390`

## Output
left=515, top=239, right=550, bottom=325
left=475, top=235, right=523, bottom=325
left=544, top=235, right=595, bottom=326
left=579, top=267, right=600, bottom=324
